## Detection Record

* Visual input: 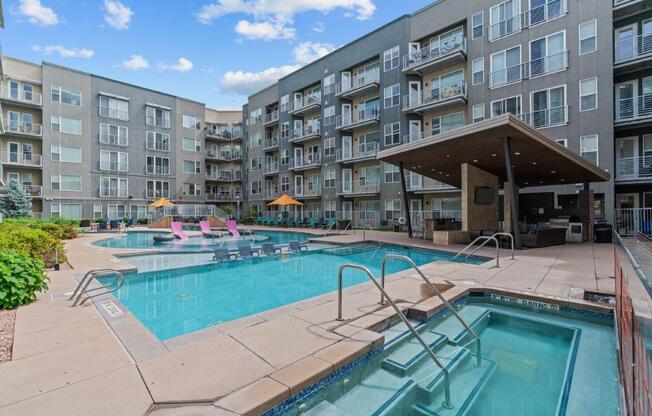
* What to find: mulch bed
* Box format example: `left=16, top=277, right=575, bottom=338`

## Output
left=0, top=309, right=16, bottom=363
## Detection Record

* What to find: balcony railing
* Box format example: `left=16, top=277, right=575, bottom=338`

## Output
left=205, top=126, right=241, bottom=140
left=264, top=136, right=280, bottom=150
left=489, top=62, right=527, bottom=88
left=402, top=82, right=467, bottom=112
left=403, top=131, right=423, bottom=143
left=264, top=110, right=279, bottom=125
left=145, top=165, right=170, bottom=175
left=99, top=161, right=128, bottom=172
left=336, top=107, right=380, bottom=129
left=489, top=52, right=568, bottom=88
left=335, top=68, right=380, bottom=96
left=295, top=185, right=321, bottom=198
left=613, top=0, right=641, bottom=7
left=407, top=177, right=456, bottom=192
left=336, top=142, right=379, bottom=162
left=402, top=37, right=466, bottom=72
left=206, top=192, right=238, bottom=202
left=289, top=94, right=321, bottom=114
left=4, top=121, right=43, bottom=137
left=145, top=116, right=170, bottom=128
left=100, top=188, right=128, bottom=198
left=99, top=106, right=129, bottom=121
left=289, top=154, right=322, bottom=170
left=615, top=33, right=652, bottom=64
left=290, top=124, right=321, bottom=142
left=615, top=94, right=652, bottom=123
left=1, top=87, right=43, bottom=106
left=264, top=189, right=280, bottom=200
left=23, top=185, right=42, bottom=197
left=518, top=106, right=568, bottom=128
left=3, top=152, right=43, bottom=167
left=336, top=180, right=380, bottom=195
left=489, top=0, right=567, bottom=41
left=264, top=161, right=280, bottom=174
left=616, top=155, right=652, bottom=180
left=205, top=171, right=242, bottom=181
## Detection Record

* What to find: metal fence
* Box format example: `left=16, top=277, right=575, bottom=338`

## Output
left=615, top=208, right=652, bottom=235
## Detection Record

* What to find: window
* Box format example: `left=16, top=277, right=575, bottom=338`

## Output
left=99, top=123, right=128, bottom=146
left=100, top=150, right=128, bottom=172
left=323, top=74, right=335, bottom=95
left=146, top=156, right=170, bottom=175
left=100, top=177, right=128, bottom=197
left=182, top=115, right=200, bottom=129
left=250, top=108, right=262, bottom=124
left=324, top=169, right=335, bottom=188
left=529, top=31, right=566, bottom=77
left=250, top=180, right=262, bottom=195
left=324, top=105, right=336, bottom=126
left=490, top=46, right=521, bottom=87
left=556, top=139, right=568, bottom=147
left=280, top=176, right=290, bottom=193
left=51, top=174, right=81, bottom=191
left=432, top=112, right=464, bottom=136
left=51, top=116, right=82, bottom=135
left=384, top=163, right=400, bottom=183
left=385, top=199, right=401, bottom=220
left=529, top=0, right=565, bottom=26
left=280, top=95, right=289, bottom=112
left=93, top=204, right=102, bottom=219
left=280, top=122, right=289, bottom=139
left=491, top=96, right=521, bottom=117
left=250, top=132, right=261, bottom=147
left=146, top=180, right=170, bottom=198
left=580, top=135, right=599, bottom=165
left=250, top=156, right=260, bottom=171
left=99, top=95, right=129, bottom=120
left=146, top=131, right=171, bottom=152
left=51, top=144, right=81, bottom=163
left=431, top=197, right=461, bottom=219
left=51, top=85, right=81, bottom=106
left=384, top=83, right=400, bottom=108
left=183, top=160, right=201, bottom=173
left=324, top=201, right=336, bottom=219
left=183, top=137, right=201, bottom=152
left=183, top=183, right=201, bottom=196
left=578, top=78, right=598, bottom=112
left=472, top=11, right=483, bottom=39
left=280, top=149, right=289, bottom=165
left=51, top=203, right=82, bottom=219
left=472, top=104, right=485, bottom=122
left=490, top=0, right=521, bottom=40
left=531, top=85, right=566, bottom=127
left=383, top=46, right=400, bottom=71
left=384, top=122, right=401, bottom=146
left=146, top=106, right=171, bottom=128
left=472, top=57, right=484, bottom=85
left=105, top=205, right=126, bottom=219
left=324, top=137, right=335, bottom=157
left=579, top=20, right=597, bottom=55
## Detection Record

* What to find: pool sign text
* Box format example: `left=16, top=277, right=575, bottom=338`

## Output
left=490, top=293, right=560, bottom=311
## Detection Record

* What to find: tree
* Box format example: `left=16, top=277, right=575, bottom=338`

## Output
left=0, top=182, right=32, bottom=218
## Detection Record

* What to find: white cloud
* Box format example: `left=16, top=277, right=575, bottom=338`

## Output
left=104, top=0, right=133, bottom=30
left=292, top=41, right=335, bottom=64
left=312, top=21, right=325, bottom=33
left=158, top=57, right=194, bottom=73
left=118, top=54, right=149, bottom=70
left=32, top=44, right=94, bottom=58
left=235, top=20, right=295, bottom=40
left=17, top=0, right=59, bottom=26
left=219, top=65, right=300, bottom=95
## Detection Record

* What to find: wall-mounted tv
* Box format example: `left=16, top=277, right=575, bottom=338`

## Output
left=475, top=186, right=495, bottom=205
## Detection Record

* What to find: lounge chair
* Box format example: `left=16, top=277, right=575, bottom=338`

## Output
left=288, top=240, right=308, bottom=253
left=200, top=220, right=220, bottom=238
left=261, top=243, right=282, bottom=256
left=306, top=217, right=315, bottom=228
left=99, top=219, right=108, bottom=230
left=171, top=222, right=189, bottom=240
left=274, top=217, right=283, bottom=227
left=212, top=247, right=234, bottom=262
left=110, top=219, right=120, bottom=230
left=237, top=245, right=260, bottom=259
left=323, top=218, right=335, bottom=229
left=227, top=219, right=240, bottom=237
left=256, top=217, right=262, bottom=225
left=295, top=217, right=304, bottom=227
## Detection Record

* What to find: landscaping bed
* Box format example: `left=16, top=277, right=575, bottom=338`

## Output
left=0, top=308, right=16, bottom=363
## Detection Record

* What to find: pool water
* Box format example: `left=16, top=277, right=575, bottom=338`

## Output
left=105, top=246, right=483, bottom=340
left=94, top=230, right=314, bottom=250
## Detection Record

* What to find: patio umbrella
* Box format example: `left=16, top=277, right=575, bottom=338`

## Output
left=149, top=197, right=175, bottom=208
left=267, top=194, right=303, bottom=206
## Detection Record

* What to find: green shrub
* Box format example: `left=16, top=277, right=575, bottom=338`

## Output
left=0, top=250, right=49, bottom=309
left=241, top=207, right=258, bottom=224
left=0, top=218, right=78, bottom=240
left=0, top=227, right=65, bottom=266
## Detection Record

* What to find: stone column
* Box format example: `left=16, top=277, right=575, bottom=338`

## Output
left=461, top=163, right=499, bottom=232
left=503, top=182, right=520, bottom=233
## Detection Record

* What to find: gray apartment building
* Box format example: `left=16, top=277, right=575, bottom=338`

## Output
left=242, top=0, right=632, bottom=228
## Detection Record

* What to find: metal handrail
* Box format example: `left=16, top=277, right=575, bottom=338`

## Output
left=323, top=220, right=336, bottom=237
left=70, top=269, right=125, bottom=306
left=450, top=236, right=500, bottom=267
left=491, top=232, right=515, bottom=260
left=336, top=264, right=453, bottom=409
left=381, top=254, right=482, bottom=368
left=69, top=269, right=119, bottom=301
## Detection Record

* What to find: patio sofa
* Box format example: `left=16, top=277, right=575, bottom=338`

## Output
left=520, top=227, right=567, bottom=248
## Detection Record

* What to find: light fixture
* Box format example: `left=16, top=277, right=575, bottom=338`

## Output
left=473, top=159, right=478, bottom=163
left=514, top=152, right=520, bottom=156
left=532, top=162, right=537, bottom=165
left=550, top=170, right=556, bottom=174
left=491, top=153, right=496, bottom=157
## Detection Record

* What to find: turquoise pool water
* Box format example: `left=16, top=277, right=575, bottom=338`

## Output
left=94, top=230, right=313, bottom=250
left=106, top=246, right=483, bottom=340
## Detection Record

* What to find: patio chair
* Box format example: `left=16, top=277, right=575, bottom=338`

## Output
left=274, top=217, right=283, bottom=227
left=212, top=247, right=234, bottom=262
left=317, top=218, right=326, bottom=228
left=199, top=220, right=220, bottom=238
left=288, top=240, right=308, bottom=253
left=99, top=219, right=108, bottom=230
left=171, top=222, right=189, bottom=240
left=306, top=217, right=316, bottom=228
left=287, top=217, right=296, bottom=228
left=237, top=245, right=260, bottom=259
left=323, top=218, right=335, bottom=229
left=295, top=217, right=304, bottom=227
left=227, top=219, right=240, bottom=237
left=261, top=242, right=282, bottom=256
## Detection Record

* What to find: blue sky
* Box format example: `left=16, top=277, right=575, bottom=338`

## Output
left=2, top=0, right=435, bottom=109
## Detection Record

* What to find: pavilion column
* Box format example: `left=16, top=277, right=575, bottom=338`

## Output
left=399, top=161, right=413, bottom=238
left=502, top=137, right=521, bottom=249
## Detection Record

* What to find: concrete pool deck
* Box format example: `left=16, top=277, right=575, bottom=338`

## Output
left=0, top=228, right=615, bottom=416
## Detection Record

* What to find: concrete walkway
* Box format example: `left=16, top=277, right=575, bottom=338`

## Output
left=0, top=229, right=615, bottom=416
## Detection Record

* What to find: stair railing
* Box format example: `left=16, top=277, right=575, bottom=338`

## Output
left=69, top=269, right=125, bottom=306
left=449, top=236, right=500, bottom=267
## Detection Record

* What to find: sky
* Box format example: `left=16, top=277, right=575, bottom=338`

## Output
left=1, top=0, right=435, bottom=110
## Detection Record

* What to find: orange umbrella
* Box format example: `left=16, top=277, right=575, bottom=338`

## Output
left=267, top=194, right=304, bottom=206
left=149, top=197, right=175, bottom=208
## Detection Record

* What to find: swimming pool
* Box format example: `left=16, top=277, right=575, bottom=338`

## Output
left=105, top=245, right=484, bottom=340
left=94, top=230, right=314, bottom=250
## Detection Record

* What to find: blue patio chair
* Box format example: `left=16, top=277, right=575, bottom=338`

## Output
left=288, top=240, right=308, bottom=253
left=110, top=220, right=119, bottom=230
left=261, top=243, right=282, bottom=256
left=99, top=219, right=108, bottom=230
left=324, top=218, right=335, bottom=229
left=213, top=247, right=235, bottom=262
left=237, top=245, right=260, bottom=259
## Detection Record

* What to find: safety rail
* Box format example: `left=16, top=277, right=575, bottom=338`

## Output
left=491, top=232, right=515, bottom=260
left=336, top=264, right=453, bottom=409
left=323, top=220, right=336, bottom=237
left=69, top=269, right=125, bottom=307
left=450, top=236, right=500, bottom=267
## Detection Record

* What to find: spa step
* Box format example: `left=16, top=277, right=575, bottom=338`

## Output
left=303, top=401, right=349, bottom=416
left=428, top=306, right=491, bottom=345
left=381, top=319, right=429, bottom=348
left=411, top=354, right=496, bottom=416
left=411, top=344, right=471, bottom=400
left=330, top=368, right=417, bottom=416
left=381, top=331, right=448, bottom=376
left=324, top=244, right=380, bottom=256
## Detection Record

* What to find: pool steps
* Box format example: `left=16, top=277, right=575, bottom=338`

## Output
left=312, top=306, right=495, bottom=416
left=322, top=244, right=381, bottom=256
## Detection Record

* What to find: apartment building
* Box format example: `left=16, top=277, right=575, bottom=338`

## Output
left=0, top=57, right=242, bottom=219
left=243, top=0, right=619, bottom=227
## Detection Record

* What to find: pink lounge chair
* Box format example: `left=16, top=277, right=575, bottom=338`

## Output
left=171, top=222, right=189, bottom=240
left=227, top=220, right=240, bottom=238
left=199, top=220, right=218, bottom=237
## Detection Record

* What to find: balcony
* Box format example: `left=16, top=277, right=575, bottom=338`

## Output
left=99, top=161, right=128, bottom=173
left=205, top=126, right=237, bottom=141
left=3, top=121, right=43, bottom=138
left=615, top=94, right=652, bottom=126
left=2, top=152, right=42, bottom=168
left=336, top=142, right=379, bottom=164
left=289, top=154, right=322, bottom=171
left=206, top=192, right=238, bottom=202
left=205, top=171, right=242, bottom=182
left=335, top=108, right=380, bottom=131
left=488, top=52, right=568, bottom=89
left=336, top=180, right=380, bottom=196
left=615, top=33, right=652, bottom=70
left=0, top=86, right=42, bottom=107
left=265, top=189, right=280, bottom=200
left=205, top=149, right=242, bottom=161
left=518, top=106, right=568, bottom=129
left=402, top=82, right=467, bottom=114
left=177, top=194, right=205, bottom=203
left=99, top=188, right=128, bottom=198
left=402, top=38, right=467, bottom=75
left=335, top=68, right=380, bottom=99
left=99, top=106, right=129, bottom=121
left=614, top=0, right=649, bottom=20
left=289, top=124, right=321, bottom=143
left=264, top=136, right=280, bottom=150
left=288, top=95, right=321, bottom=116
left=488, top=0, right=568, bottom=42
left=263, top=110, right=279, bottom=126
left=264, top=161, right=279, bottom=175
left=616, top=155, right=652, bottom=182
left=407, top=177, right=456, bottom=193
left=402, top=131, right=424, bottom=144
left=294, top=185, right=321, bottom=199
left=23, top=185, right=42, bottom=197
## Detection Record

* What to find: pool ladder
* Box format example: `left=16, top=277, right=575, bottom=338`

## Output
left=449, top=232, right=515, bottom=267
left=336, top=254, right=482, bottom=410
left=69, top=269, right=125, bottom=307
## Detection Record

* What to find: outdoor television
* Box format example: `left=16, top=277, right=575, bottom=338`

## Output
left=475, top=186, right=495, bottom=205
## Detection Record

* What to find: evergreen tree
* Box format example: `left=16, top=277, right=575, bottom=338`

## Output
left=0, top=182, right=32, bottom=218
